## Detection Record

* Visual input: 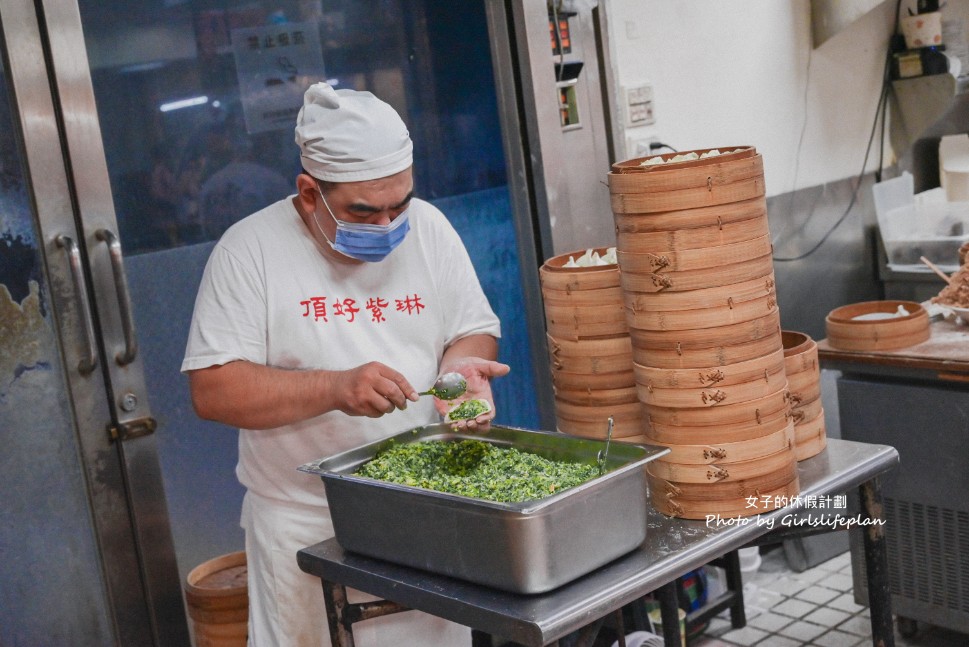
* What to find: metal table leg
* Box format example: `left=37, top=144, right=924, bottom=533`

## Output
left=656, top=580, right=682, bottom=647
left=321, top=579, right=410, bottom=647
left=860, top=477, right=894, bottom=647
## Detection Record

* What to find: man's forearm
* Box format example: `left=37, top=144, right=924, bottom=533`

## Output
left=188, top=361, right=337, bottom=430
left=440, top=334, right=498, bottom=370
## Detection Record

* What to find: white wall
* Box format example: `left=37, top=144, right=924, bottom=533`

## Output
left=606, top=0, right=896, bottom=198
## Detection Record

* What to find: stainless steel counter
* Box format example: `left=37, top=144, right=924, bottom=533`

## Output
left=298, top=438, right=899, bottom=647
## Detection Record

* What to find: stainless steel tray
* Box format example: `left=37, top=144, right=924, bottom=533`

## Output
left=298, top=423, right=669, bottom=594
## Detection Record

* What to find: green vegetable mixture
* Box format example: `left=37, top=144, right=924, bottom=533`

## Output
left=447, top=398, right=490, bottom=420
left=355, top=439, right=599, bottom=503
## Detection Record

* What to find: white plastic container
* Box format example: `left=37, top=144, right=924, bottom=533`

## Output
left=940, top=134, right=969, bottom=202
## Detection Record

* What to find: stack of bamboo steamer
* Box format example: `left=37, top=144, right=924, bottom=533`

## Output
left=540, top=248, right=644, bottom=440
left=782, top=330, right=826, bottom=461
left=608, top=146, right=799, bottom=519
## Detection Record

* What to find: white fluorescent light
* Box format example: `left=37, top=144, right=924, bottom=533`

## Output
left=159, top=95, right=209, bottom=113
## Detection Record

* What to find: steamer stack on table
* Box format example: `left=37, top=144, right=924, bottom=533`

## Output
left=607, top=146, right=800, bottom=519
left=540, top=248, right=645, bottom=441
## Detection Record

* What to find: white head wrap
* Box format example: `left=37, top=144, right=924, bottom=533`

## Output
left=295, top=82, right=413, bottom=182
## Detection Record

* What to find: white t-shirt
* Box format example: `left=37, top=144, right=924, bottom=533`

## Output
left=182, top=196, right=501, bottom=507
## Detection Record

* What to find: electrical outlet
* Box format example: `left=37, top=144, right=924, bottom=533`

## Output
left=622, top=83, right=655, bottom=128
left=624, top=134, right=661, bottom=160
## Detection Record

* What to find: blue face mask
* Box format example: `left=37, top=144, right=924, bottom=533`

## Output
left=314, top=187, right=411, bottom=262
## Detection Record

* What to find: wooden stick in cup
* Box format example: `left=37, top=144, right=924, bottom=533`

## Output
left=920, top=256, right=952, bottom=285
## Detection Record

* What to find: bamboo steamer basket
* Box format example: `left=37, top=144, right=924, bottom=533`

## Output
left=545, top=301, right=628, bottom=340
left=612, top=198, right=766, bottom=235
left=625, top=290, right=777, bottom=332
left=542, top=284, right=624, bottom=306
left=617, top=234, right=772, bottom=274
left=616, top=211, right=770, bottom=253
left=648, top=445, right=796, bottom=484
left=610, top=178, right=765, bottom=215
left=632, top=327, right=782, bottom=369
left=539, top=247, right=620, bottom=292
left=642, top=420, right=794, bottom=465
left=184, top=551, right=248, bottom=647
left=555, top=404, right=644, bottom=439
left=825, top=300, right=929, bottom=351
left=651, top=473, right=800, bottom=519
left=794, top=412, right=827, bottom=461
left=787, top=371, right=822, bottom=405
left=645, top=406, right=791, bottom=445
left=629, top=310, right=781, bottom=351
left=554, top=384, right=638, bottom=406
left=610, top=146, right=759, bottom=180
left=555, top=398, right=642, bottom=422
left=791, top=396, right=822, bottom=425
left=613, top=210, right=770, bottom=253
left=620, top=253, right=774, bottom=293
left=649, top=458, right=797, bottom=501
left=551, top=368, right=636, bottom=390
left=623, top=274, right=775, bottom=313
left=636, top=369, right=787, bottom=409
left=547, top=334, right=633, bottom=374
left=645, top=388, right=790, bottom=429
left=633, top=348, right=785, bottom=390
left=783, top=330, right=822, bottom=406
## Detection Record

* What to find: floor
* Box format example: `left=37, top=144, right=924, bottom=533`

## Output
left=689, top=546, right=968, bottom=647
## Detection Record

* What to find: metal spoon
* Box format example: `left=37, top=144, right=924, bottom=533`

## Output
left=418, top=372, right=468, bottom=400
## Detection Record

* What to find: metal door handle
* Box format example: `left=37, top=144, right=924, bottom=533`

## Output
left=95, top=228, right=137, bottom=365
left=55, top=235, right=99, bottom=374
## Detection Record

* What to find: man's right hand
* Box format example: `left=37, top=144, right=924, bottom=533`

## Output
left=330, top=361, right=420, bottom=418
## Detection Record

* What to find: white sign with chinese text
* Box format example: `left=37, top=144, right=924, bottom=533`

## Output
left=232, top=22, right=324, bottom=134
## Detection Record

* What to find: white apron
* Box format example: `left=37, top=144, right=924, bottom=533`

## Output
left=242, top=491, right=472, bottom=646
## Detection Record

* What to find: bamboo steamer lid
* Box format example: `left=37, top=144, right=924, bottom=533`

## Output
left=642, top=420, right=794, bottom=465
left=651, top=473, right=800, bottom=519
left=616, top=212, right=770, bottom=253
left=647, top=446, right=796, bottom=484
left=551, top=368, right=636, bottom=390
left=547, top=334, right=634, bottom=374
left=625, top=290, right=777, bottom=332
left=617, top=234, right=772, bottom=274
left=825, top=300, right=929, bottom=351
left=645, top=388, right=790, bottom=428
left=637, top=371, right=787, bottom=409
left=612, top=197, right=766, bottom=235
left=620, top=253, right=774, bottom=293
left=629, top=310, right=781, bottom=351
left=545, top=301, right=628, bottom=340
left=645, top=405, right=791, bottom=445
left=633, top=348, right=785, bottom=390
left=554, top=384, right=639, bottom=406
left=632, top=332, right=783, bottom=370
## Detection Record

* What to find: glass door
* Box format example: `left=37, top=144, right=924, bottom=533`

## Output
left=5, top=1, right=551, bottom=642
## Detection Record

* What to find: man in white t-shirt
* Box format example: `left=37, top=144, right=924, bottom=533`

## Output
left=182, top=82, right=509, bottom=646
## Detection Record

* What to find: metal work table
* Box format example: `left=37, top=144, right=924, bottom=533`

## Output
left=819, top=320, right=969, bottom=638
left=298, top=438, right=899, bottom=647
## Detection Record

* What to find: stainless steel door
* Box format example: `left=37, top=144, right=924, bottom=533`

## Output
left=0, top=0, right=189, bottom=644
